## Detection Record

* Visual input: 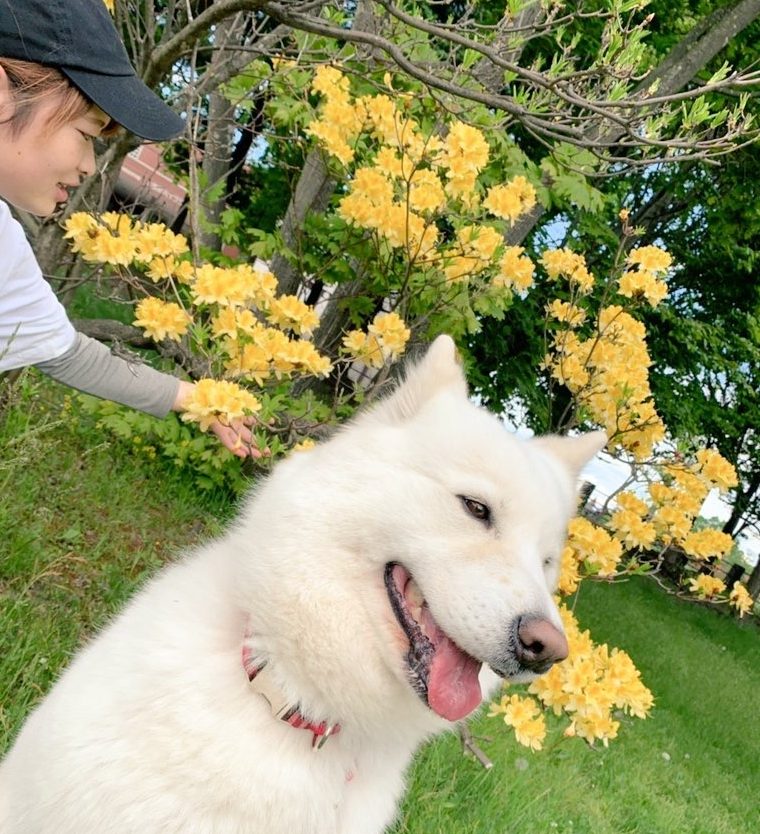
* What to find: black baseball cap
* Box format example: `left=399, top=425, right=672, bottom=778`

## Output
left=0, top=0, right=184, bottom=140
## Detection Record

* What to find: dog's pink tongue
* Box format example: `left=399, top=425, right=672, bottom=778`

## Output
left=423, top=611, right=482, bottom=721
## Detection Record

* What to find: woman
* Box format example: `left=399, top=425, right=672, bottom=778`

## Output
left=0, top=0, right=255, bottom=457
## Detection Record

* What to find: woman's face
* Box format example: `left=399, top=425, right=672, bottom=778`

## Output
left=0, top=89, right=108, bottom=216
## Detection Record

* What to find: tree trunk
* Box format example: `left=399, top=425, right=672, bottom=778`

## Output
left=269, top=149, right=336, bottom=296
left=747, top=559, right=760, bottom=601
left=197, top=14, right=250, bottom=252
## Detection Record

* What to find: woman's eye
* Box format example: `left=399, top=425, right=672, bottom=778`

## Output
left=460, top=496, right=491, bottom=525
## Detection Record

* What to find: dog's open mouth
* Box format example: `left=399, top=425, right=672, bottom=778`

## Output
left=384, top=562, right=482, bottom=722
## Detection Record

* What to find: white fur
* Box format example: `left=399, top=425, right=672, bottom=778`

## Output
left=0, top=336, right=605, bottom=833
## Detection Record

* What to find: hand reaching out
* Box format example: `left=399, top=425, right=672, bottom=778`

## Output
left=209, top=416, right=265, bottom=459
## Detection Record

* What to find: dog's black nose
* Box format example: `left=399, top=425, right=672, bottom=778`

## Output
left=515, top=616, right=568, bottom=673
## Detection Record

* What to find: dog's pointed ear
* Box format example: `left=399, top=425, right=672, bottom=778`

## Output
left=532, top=430, right=608, bottom=477
left=373, top=335, right=468, bottom=423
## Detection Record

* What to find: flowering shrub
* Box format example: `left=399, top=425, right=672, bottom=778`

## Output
left=65, top=63, right=753, bottom=755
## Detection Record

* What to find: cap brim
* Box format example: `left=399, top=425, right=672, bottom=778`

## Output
left=62, top=68, right=185, bottom=141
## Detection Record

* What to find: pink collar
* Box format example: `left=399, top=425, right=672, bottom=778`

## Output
left=241, top=644, right=341, bottom=749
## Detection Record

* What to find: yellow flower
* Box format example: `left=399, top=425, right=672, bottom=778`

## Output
left=652, top=505, right=693, bottom=544
left=134, top=223, right=189, bottom=260
left=608, top=509, right=657, bottom=551
left=354, top=166, right=395, bottom=205
left=627, top=245, right=672, bottom=273
left=649, top=482, right=676, bottom=506
left=291, top=438, right=317, bottom=453
left=180, top=379, right=261, bottom=432
left=729, top=582, right=753, bottom=617
left=618, top=269, right=668, bottom=307
left=557, top=545, right=582, bottom=595
left=540, top=248, right=594, bottom=293
left=438, top=121, right=489, bottom=196
left=681, top=529, right=734, bottom=560
left=546, top=299, right=586, bottom=328
left=483, top=176, right=537, bottom=224
left=133, top=297, right=191, bottom=342
left=357, top=94, right=398, bottom=145
left=191, top=264, right=264, bottom=307
left=368, top=311, right=411, bottom=360
left=408, top=168, right=446, bottom=214
left=494, top=246, right=535, bottom=292
left=311, top=65, right=351, bottom=100
left=695, top=449, right=738, bottom=491
left=211, top=307, right=261, bottom=341
left=307, top=117, right=357, bottom=165
left=572, top=713, right=620, bottom=747
left=99, top=212, right=135, bottom=237
left=565, top=517, right=623, bottom=576
left=490, top=694, right=546, bottom=751
left=145, top=255, right=191, bottom=283
left=342, top=330, right=369, bottom=356
left=266, top=295, right=320, bottom=336
left=688, top=574, right=726, bottom=598
left=529, top=664, right=570, bottom=714
left=224, top=342, right=271, bottom=386
left=375, top=147, right=404, bottom=178
left=79, top=225, right=139, bottom=266
left=63, top=211, right=99, bottom=242
left=616, top=492, right=650, bottom=517
left=457, top=225, right=503, bottom=261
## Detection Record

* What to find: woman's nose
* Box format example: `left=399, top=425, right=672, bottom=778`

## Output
left=79, top=142, right=97, bottom=177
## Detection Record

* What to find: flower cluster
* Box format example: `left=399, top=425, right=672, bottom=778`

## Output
left=695, top=448, right=739, bottom=491
left=495, top=246, right=535, bottom=292
left=618, top=245, right=672, bottom=307
left=565, top=450, right=749, bottom=619
left=180, top=379, right=261, bottom=432
left=560, top=516, right=623, bottom=594
left=488, top=693, right=546, bottom=751
left=541, top=248, right=595, bottom=294
left=342, top=311, right=411, bottom=368
left=64, top=211, right=335, bottom=429
left=490, top=604, right=654, bottom=750
left=64, top=211, right=188, bottom=267
left=308, top=65, right=538, bottom=295
left=687, top=574, right=726, bottom=599
left=133, top=297, right=191, bottom=342
left=680, top=529, right=734, bottom=560
left=306, top=66, right=363, bottom=165
left=729, top=581, right=753, bottom=617
left=483, top=176, right=537, bottom=225
left=547, top=304, right=665, bottom=459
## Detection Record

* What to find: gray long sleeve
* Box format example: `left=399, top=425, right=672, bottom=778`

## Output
left=35, top=332, right=180, bottom=418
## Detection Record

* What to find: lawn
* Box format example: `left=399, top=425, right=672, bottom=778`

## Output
left=2, top=376, right=758, bottom=833
left=393, top=576, right=759, bottom=834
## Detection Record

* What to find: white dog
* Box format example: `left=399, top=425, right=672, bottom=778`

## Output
left=0, top=335, right=604, bottom=834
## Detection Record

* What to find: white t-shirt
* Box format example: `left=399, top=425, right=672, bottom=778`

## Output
left=0, top=199, right=77, bottom=372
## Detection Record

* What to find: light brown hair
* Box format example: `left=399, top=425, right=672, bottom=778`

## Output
left=0, top=57, right=111, bottom=137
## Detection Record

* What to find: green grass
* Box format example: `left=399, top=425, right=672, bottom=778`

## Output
left=0, top=373, right=236, bottom=746
left=392, top=578, right=760, bottom=834
left=2, top=377, right=758, bottom=833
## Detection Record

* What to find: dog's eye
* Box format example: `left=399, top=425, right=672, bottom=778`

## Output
left=460, top=496, right=491, bottom=525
